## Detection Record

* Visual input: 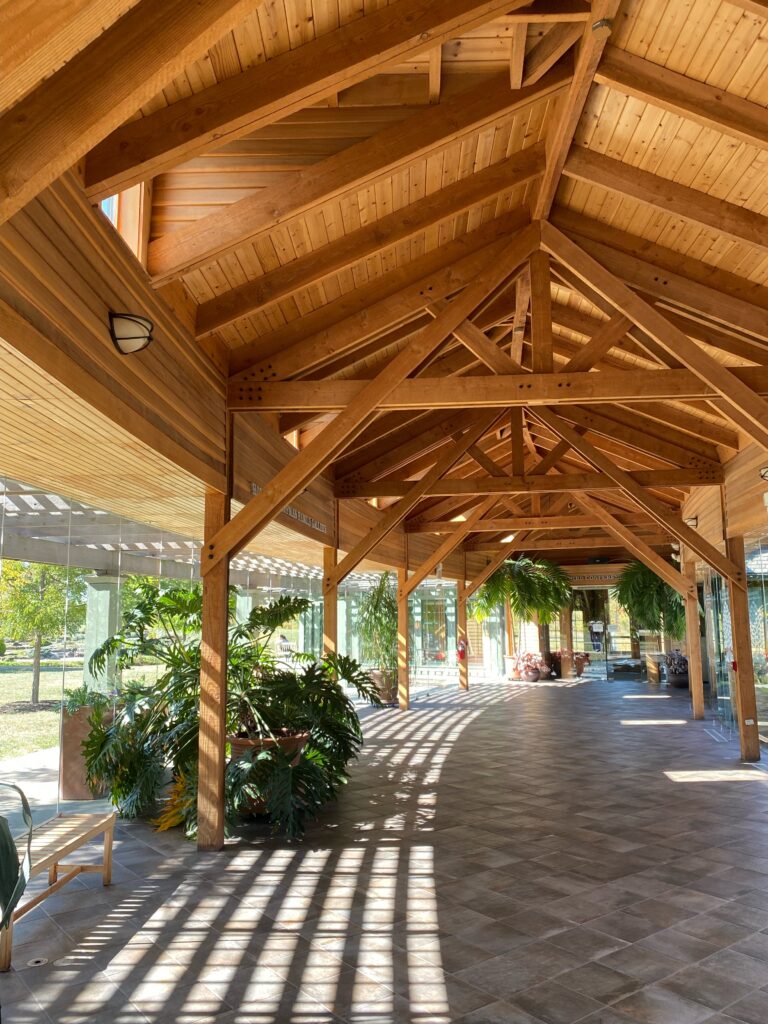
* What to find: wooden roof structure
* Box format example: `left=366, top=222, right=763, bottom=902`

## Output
left=2, top=0, right=768, bottom=595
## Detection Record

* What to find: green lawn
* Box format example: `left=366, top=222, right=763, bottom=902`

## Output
left=0, top=662, right=163, bottom=761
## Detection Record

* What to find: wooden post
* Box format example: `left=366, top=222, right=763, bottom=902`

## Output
left=323, top=546, right=338, bottom=656
left=559, top=606, right=574, bottom=679
left=684, top=561, right=705, bottom=721
left=726, top=535, right=761, bottom=762
left=397, top=566, right=409, bottom=710
left=458, top=585, right=469, bottom=691
left=197, top=488, right=230, bottom=851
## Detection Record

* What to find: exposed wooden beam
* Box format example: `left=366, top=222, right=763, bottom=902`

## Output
left=229, top=209, right=529, bottom=379
left=530, top=250, right=554, bottom=372
left=541, top=222, right=768, bottom=450
left=463, top=538, right=523, bottom=600
left=563, top=147, right=768, bottom=255
left=0, top=0, right=254, bottom=225
left=532, top=408, right=741, bottom=585
left=231, top=365, right=768, bottom=412
left=510, top=408, right=526, bottom=476
left=324, top=413, right=499, bottom=591
left=202, top=228, right=538, bottom=573
left=561, top=313, right=629, bottom=371
left=429, top=46, right=442, bottom=104
left=337, top=468, right=721, bottom=498
left=148, top=65, right=570, bottom=282
left=196, top=147, right=543, bottom=336
left=531, top=0, right=620, bottom=218
left=509, top=23, right=527, bottom=90
left=1, top=0, right=142, bottom=114
left=551, top=208, right=768, bottom=342
left=84, top=0, right=533, bottom=198
left=595, top=46, right=768, bottom=153
left=522, top=22, right=583, bottom=86
left=726, top=0, right=768, bottom=17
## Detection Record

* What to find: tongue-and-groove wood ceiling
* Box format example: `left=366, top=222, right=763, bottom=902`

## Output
left=2, top=0, right=768, bottom=579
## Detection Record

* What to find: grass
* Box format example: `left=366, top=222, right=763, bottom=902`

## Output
left=0, top=662, right=163, bottom=762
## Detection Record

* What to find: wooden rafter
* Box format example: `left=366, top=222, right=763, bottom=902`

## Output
left=0, top=0, right=255, bottom=225
left=147, top=65, right=569, bottom=281
left=541, top=222, right=768, bottom=450
left=83, top=0, right=534, bottom=198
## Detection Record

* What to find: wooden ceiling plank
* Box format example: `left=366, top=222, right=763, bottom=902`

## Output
left=595, top=45, right=768, bottom=153
left=563, top=147, right=768, bottom=256
left=147, top=64, right=570, bottom=282
left=531, top=0, right=620, bottom=219
left=202, top=227, right=539, bottom=571
left=541, top=222, right=768, bottom=450
left=85, top=0, right=536, bottom=199
left=196, top=147, right=544, bottom=336
left=0, top=0, right=256, bottom=225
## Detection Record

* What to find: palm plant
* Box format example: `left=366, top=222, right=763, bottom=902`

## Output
left=470, top=557, right=572, bottom=655
left=613, top=560, right=686, bottom=642
left=84, top=580, right=380, bottom=840
left=356, top=572, right=398, bottom=675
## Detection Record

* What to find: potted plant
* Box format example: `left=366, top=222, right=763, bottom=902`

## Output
left=613, top=561, right=687, bottom=652
left=60, top=684, right=114, bottom=800
left=85, top=581, right=381, bottom=840
left=518, top=651, right=549, bottom=682
left=470, top=557, right=572, bottom=679
left=356, top=572, right=398, bottom=704
left=665, top=650, right=689, bottom=688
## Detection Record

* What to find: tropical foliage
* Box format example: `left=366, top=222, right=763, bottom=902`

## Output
left=470, top=557, right=572, bottom=654
left=84, top=581, right=380, bottom=840
left=356, top=572, right=398, bottom=674
left=613, top=560, right=686, bottom=641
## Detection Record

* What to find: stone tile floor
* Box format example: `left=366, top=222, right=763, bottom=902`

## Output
left=6, top=675, right=768, bottom=1023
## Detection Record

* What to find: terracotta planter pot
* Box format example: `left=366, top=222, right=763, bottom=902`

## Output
left=370, top=669, right=397, bottom=704
left=521, top=668, right=540, bottom=683
left=228, top=731, right=310, bottom=815
left=59, top=705, right=112, bottom=801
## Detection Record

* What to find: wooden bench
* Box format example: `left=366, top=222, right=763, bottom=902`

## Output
left=1, top=811, right=115, bottom=971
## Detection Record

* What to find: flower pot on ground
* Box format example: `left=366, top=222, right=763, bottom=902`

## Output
left=228, top=732, right=310, bottom=814
left=573, top=652, right=591, bottom=677
left=665, top=650, right=689, bottom=689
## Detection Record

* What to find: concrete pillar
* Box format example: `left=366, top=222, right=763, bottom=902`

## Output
left=83, top=575, right=121, bottom=691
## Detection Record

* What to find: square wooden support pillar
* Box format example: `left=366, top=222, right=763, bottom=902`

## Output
left=397, top=566, right=409, bottom=710
left=197, top=489, right=230, bottom=851
left=323, top=546, right=338, bottom=657
left=726, top=536, right=761, bottom=762
left=559, top=606, right=574, bottom=679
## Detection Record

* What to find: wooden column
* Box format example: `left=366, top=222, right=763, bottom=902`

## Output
left=397, top=566, right=409, bottom=710
left=323, top=546, right=338, bottom=657
left=559, top=605, right=574, bottom=679
left=684, top=561, right=705, bottom=721
left=726, top=535, right=761, bottom=762
left=197, top=488, right=230, bottom=851
left=458, top=584, right=469, bottom=692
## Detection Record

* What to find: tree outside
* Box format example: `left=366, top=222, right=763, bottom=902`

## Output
left=0, top=561, right=87, bottom=703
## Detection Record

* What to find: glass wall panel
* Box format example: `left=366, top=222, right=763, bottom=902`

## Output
left=702, top=569, right=736, bottom=735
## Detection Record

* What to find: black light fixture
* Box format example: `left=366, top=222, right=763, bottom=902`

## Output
left=108, top=312, right=154, bottom=355
left=760, top=467, right=768, bottom=481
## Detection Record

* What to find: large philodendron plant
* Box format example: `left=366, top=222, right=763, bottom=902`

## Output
left=84, top=580, right=380, bottom=839
left=470, top=557, right=572, bottom=656
left=613, top=560, right=686, bottom=642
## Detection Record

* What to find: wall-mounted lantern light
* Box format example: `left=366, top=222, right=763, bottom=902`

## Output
left=760, top=467, right=768, bottom=481
left=684, top=516, right=698, bottom=529
left=108, top=312, right=154, bottom=355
